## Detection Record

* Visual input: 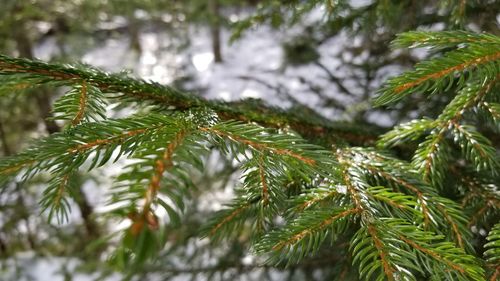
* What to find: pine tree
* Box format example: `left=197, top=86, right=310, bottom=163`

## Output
left=0, top=28, right=498, bottom=280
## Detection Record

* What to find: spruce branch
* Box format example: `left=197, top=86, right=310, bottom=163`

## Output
left=375, top=31, right=500, bottom=106
left=350, top=220, right=422, bottom=281
left=291, top=185, right=343, bottom=213
left=412, top=129, right=452, bottom=187
left=366, top=186, right=421, bottom=218
left=39, top=173, right=74, bottom=223
left=52, top=81, right=107, bottom=126
left=459, top=176, right=499, bottom=229
left=200, top=124, right=318, bottom=166
left=485, top=223, right=500, bottom=280
left=142, top=130, right=188, bottom=214
left=394, top=224, right=482, bottom=280
left=339, top=148, right=472, bottom=249
left=0, top=55, right=380, bottom=145
left=0, top=29, right=497, bottom=277
left=480, top=101, right=500, bottom=123
left=451, top=123, right=498, bottom=173
left=255, top=206, right=358, bottom=266
left=199, top=197, right=254, bottom=242
left=363, top=224, right=397, bottom=280
left=258, top=156, right=270, bottom=206
left=391, top=31, right=500, bottom=49
left=377, top=118, right=436, bottom=148
left=380, top=75, right=499, bottom=187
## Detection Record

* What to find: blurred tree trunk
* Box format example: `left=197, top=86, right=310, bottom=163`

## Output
left=0, top=118, right=11, bottom=156
left=73, top=181, right=100, bottom=239
left=129, top=16, right=143, bottom=53
left=11, top=7, right=100, bottom=239
left=0, top=118, right=10, bottom=254
left=12, top=20, right=60, bottom=134
left=0, top=116, right=37, bottom=251
left=209, top=0, right=223, bottom=63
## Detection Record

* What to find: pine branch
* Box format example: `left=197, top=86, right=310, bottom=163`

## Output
left=377, top=118, right=436, bottom=148
left=481, top=102, right=500, bottom=122
left=350, top=221, right=421, bottom=281
left=200, top=124, right=318, bottom=165
left=291, top=185, right=343, bottom=213
left=364, top=224, right=396, bottom=280
left=391, top=31, right=500, bottom=49
left=459, top=176, right=500, bottom=228
left=379, top=77, right=499, bottom=191
left=52, top=81, right=107, bottom=126
left=340, top=148, right=472, bottom=249
left=396, top=227, right=482, bottom=280
left=255, top=207, right=358, bottom=266
left=39, top=173, right=74, bottom=223
left=0, top=30, right=497, bottom=277
left=484, top=223, right=500, bottom=268
left=199, top=197, right=254, bottom=241
left=375, top=32, right=500, bottom=106
left=0, top=55, right=381, bottom=145
left=451, top=123, right=499, bottom=173
left=412, top=129, right=452, bottom=187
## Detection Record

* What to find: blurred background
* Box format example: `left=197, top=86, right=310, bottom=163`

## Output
left=0, top=0, right=498, bottom=280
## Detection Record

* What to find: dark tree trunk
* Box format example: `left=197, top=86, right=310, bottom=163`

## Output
left=73, top=184, right=100, bottom=239
left=12, top=20, right=61, bottom=134
left=0, top=117, right=11, bottom=156
left=129, top=16, right=142, bottom=53
left=11, top=7, right=100, bottom=239
left=209, top=0, right=223, bottom=63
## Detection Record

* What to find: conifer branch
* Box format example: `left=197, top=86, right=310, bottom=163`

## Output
left=67, top=128, right=148, bottom=154
left=375, top=31, right=500, bottom=106
left=435, top=203, right=464, bottom=249
left=209, top=203, right=250, bottom=236
left=381, top=76, right=499, bottom=188
left=256, top=206, right=356, bottom=266
left=294, top=188, right=340, bottom=212
left=491, top=267, right=500, bottom=281
left=451, top=122, right=499, bottom=172
left=0, top=159, right=35, bottom=176
left=0, top=29, right=497, bottom=277
left=358, top=160, right=432, bottom=226
left=39, top=173, right=75, bottom=223
left=367, top=186, right=418, bottom=213
left=481, top=102, right=500, bottom=121
left=392, top=50, right=499, bottom=94
left=366, top=224, right=395, bottom=280
left=485, top=223, right=500, bottom=267
left=200, top=127, right=316, bottom=165
left=391, top=31, right=500, bottom=49
left=143, top=129, right=188, bottom=215
left=342, top=149, right=471, bottom=249
left=271, top=207, right=359, bottom=252
left=0, top=55, right=379, bottom=145
left=440, top=76, right=499, bottom=122
left=398, top=235, right=466, bottom=273
left=258, top=156, right=269, bottom=206
left=414, top=128, right=450, bottom=185
left=72, top=80, right=88, bottom=126
left=467, top=204, right=491, bottom=228
left=337, top=150, right=366, bottom=211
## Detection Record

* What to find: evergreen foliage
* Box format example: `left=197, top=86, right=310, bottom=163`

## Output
left=0, top=15, right=499, bottom=281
